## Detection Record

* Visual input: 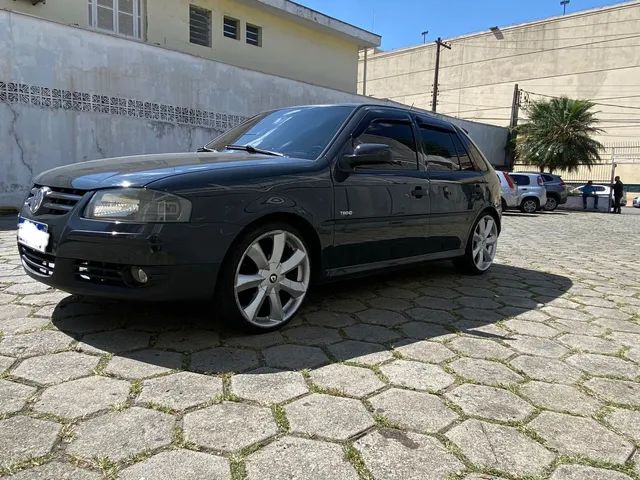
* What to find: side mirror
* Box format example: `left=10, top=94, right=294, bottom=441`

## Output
left=339, top=143, right=393, bottom=170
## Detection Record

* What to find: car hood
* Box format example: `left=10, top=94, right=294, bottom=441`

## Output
left=34, top=152, right=309, bottom=190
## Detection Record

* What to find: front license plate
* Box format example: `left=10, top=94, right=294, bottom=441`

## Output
left=17, top=217, right=50, bottom=253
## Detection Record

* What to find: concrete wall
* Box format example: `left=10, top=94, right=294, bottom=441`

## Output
left=0, top=10, right=507, bottom=209
left=0, top=0, right=366, bottom=93
left=358, top=1, right=640, bottom=145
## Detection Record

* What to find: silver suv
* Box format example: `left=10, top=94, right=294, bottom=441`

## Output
left=510, top=173, right=548, bottom=213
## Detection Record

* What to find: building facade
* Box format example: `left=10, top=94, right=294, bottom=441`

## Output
left=1, top=0, right=380, bottom=93
left=358, top=1, right=640, bottom=147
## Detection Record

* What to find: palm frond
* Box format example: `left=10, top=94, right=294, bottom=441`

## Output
left=515, top=96, right=604, bottom=173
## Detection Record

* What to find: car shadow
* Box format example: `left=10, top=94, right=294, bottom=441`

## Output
left=502, top=212, right=539, bottom=218
left=51, top=261, right=573, bottom=374
left=0, top=214, right=18, bottom=232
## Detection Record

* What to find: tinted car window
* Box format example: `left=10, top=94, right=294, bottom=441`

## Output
left=463, top=139, right=489, bottom=172
left=419, top=127, right=459, bottom=171
left=541, top=174, right=554, bottom=182
left=595, top=186, right=606, bottom=192
left=353, top=119, right=418, bottom=170
left=451, top=134, right=475, bottom=171
left=511, top=175, right=530, bottom=186
left=206, top=106, right=354, bottom=160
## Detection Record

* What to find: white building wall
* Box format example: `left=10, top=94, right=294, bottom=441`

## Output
left=0, top=10, right=507, bottom=209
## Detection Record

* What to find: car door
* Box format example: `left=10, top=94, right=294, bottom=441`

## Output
left=418, top=118, right=487, bottom=251
left=329, top=108, right=431, bottom=271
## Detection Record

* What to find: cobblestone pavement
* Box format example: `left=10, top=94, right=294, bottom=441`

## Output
left=0, top=211, right=639, bottom=480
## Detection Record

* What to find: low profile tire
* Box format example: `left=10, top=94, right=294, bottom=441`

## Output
left=454, top=213, right=498, bottom=275
left=520, top=197, right=539, bottom=214
left=544, top=196, right=558, bottom=211
left=216, top=222, right=311, bottom=333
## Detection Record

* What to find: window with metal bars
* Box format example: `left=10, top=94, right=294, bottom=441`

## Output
left=223, top=16, right=239, bottom=40
left=88, top=0, right=143, bottom=39
left=246, top=23, right=262, bottom=47
left=189, top=5, right=211, bottom=47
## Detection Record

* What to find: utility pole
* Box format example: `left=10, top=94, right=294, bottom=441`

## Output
left=362, top=48, right=368, bottom=96
left=561, top=0, right=570, bottom=15
left=421, top=30, right=429, bottom=43
left=509, top=83, right=521, bottom=131
left=431, top=37, right=451, bottom=112
left=507, top=83, right=521, bottom=169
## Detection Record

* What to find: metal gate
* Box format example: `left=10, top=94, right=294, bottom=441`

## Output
left=513, top=143, right=640, bottom=186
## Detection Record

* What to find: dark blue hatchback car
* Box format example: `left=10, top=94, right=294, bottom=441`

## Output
left=17, top=104, right=501, bottom=331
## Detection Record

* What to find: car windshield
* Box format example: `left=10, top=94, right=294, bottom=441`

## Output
left=205, top=106, right=355, bottom=160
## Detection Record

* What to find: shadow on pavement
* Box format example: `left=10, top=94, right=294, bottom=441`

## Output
left=0, top=214, right=18, bottom=232
left=51, top=261, right=572, bottom=374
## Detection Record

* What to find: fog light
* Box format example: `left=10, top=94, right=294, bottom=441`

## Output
left=131, top=266, right=148, bottom=284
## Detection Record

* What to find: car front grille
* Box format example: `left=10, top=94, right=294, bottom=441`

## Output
left=75, top=260, right=127, bottom=286
left=19, top=245, right=55, bottom=277
left=26, top=185, right=85, bottom=215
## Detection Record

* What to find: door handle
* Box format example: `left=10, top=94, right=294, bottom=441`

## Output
left=443, top=186, right=450, bottom=198
left=411, top=186, right=425, bottom=198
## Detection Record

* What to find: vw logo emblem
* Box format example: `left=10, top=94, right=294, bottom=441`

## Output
left=29, top=187, right=50, bottom=214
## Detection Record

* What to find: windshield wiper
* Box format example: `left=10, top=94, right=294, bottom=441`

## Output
left=225, top=144, right=284, bottom=157
left=197, top=146, right=213, bottom=152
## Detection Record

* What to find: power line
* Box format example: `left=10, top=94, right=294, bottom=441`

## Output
left=522, top=89, right=640, bottom=111
left=437, top=64, right=639, bottom=94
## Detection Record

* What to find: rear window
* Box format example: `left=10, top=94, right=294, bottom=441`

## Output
left=541, top=174, right=554, bottom=182
left=511, top=175, right=530, bottom=186
left=419, top=127, right=459, bottom=171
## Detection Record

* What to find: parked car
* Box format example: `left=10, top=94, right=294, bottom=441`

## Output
left=496, top=171, right=519, bottom=211
left=516, top=172, right=568, bottom=211
left=633, top=196, right=640, bottom=208
left=17, top=104, right=502, bottom=332
left=510, top=173, right=548, bottom=213
left=570, top=184, right=627, bottom=208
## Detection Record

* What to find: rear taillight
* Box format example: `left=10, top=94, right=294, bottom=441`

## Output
left=537, top=176, right=544, bottom=186
left=560, top=179, right=565, bottom=186
left=504, top=172, right=516, bottom=190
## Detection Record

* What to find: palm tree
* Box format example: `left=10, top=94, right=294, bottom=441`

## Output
left=515, top=96, right=604, bottom=173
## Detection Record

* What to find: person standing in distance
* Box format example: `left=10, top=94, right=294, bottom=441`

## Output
left=612, top=176, right=624, bottom=214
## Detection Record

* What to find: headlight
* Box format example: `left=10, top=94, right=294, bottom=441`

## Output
left=84, top=188, right=192, bottom=222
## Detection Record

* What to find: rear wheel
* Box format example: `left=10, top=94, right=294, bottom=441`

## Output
left=520, top=197, right=539, bottom=214
left=501, top=198, right=508, bottom=212
left=454, top=213, right=498, bottom=275
left=216, top=223, right=311, bottom=332
left=544, top=196, right=558, bottom=211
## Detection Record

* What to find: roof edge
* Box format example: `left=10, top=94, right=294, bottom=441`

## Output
left=249, top=0, right=381, bottom=47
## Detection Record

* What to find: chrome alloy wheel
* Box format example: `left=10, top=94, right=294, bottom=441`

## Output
left=544, top=197, right=558, bottom=211
left=472, top=215, right=498, bottom=272
left=522, top=199, right=538, bottom=213
left=234, top=230, right=310, bottom=328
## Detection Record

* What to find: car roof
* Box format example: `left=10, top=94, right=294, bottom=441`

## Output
left=517, top=171, right=561, bottom=178
left=273, top=103, right=459, bottom=131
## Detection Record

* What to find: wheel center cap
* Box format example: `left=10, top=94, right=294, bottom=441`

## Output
left=269, top=274, right=278, bottom=284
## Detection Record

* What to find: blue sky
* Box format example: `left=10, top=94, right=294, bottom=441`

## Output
left=297, top=0, right=627, bottom=50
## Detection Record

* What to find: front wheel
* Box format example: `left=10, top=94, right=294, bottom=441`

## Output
left=454, top=213, right=498, bottom=275
left=520, top=197, right=539, bottom=214
left=216, top=223, right=311, bottom=332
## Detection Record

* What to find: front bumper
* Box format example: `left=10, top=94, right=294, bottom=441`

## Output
left=20, top=243, right=218, bottom=300
left=17, top=205, right=231, bottom=301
